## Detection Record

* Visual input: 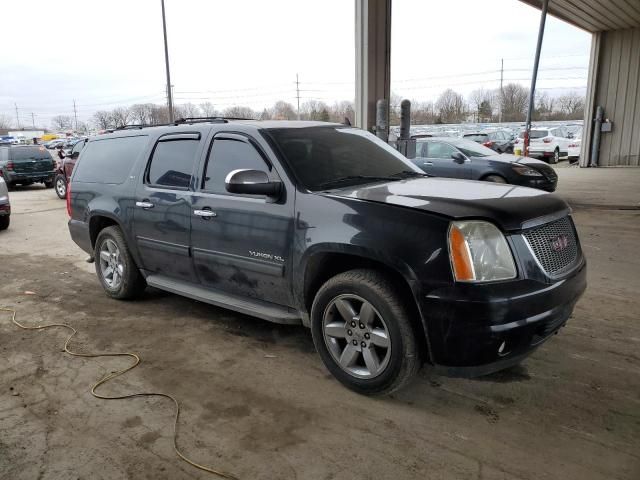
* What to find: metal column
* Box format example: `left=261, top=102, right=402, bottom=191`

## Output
left=524, top=0, right=548, bottom=156
left=355, top=0, right=392, bottom=132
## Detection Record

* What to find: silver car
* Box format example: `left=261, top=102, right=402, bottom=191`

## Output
left=0, top=176, right=10, bottom=230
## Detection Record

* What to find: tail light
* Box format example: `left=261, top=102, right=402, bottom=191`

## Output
left=66, top=182, right=72, bottom=217
left=483, top=141, right=494, bottom=147
left=514, top=138, right=520, bottom=144
left=543, top=138, right=552, bottom=143
left=568, top=143, right=578, bottom=148
left=6, top=161, right=14, bottom=170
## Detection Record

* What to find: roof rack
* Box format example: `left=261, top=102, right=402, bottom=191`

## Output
left=173, top=116, right=255, bottom=124
left=114, top=124, right=149, bottom=130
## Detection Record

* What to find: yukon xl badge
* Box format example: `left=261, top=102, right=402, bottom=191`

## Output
left=550, top=235, right=569, bottom=252
left=249, top=251, right=285, bottom=262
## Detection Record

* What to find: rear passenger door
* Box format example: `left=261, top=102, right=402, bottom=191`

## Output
left=134, top=132, right=202, bottom=283
left=190, top=132, right=293, bottom=306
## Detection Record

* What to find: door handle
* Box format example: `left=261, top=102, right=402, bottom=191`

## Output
left=193, top=209, right=217, bottom=218
left=423, top=162, right=433, bottom=166
left=135, top=201, right=154, bottom=209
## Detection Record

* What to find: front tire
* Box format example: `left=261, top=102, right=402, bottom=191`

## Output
left=54, top=175, right=67, bottom=199
left=94, top=226, right=146, bottom=299
left=311, top=269, right=420, bottom=395
left=0, top=216, right=9, bottom=231
left=484, top=174, right=507, bottom=183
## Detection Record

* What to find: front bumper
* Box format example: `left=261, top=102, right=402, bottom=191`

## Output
left=422, top=259, right=586, bottom=377
left=517, top=176, right=557, bottom=192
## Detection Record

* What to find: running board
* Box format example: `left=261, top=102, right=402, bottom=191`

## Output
left=145, top=274, right=301, bottom=325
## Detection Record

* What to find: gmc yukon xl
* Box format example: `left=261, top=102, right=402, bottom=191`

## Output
left=68, top=120, right=586, bottom=395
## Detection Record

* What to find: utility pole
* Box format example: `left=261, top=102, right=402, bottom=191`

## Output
left=14, top=103, right=20, bottom=129
left=31, top=112, right=35, bottom=129
left=161, top=0, right=174, bottom=123
left=295, top=73, right=300, bottom=120
left=499, top=58, right=504, bottom=124
left=73, top=99, right=78, bottom=131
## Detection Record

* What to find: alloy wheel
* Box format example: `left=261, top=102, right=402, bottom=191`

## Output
left=322, top=294, right=391, bottom=379
left=56, top=178, right=66, bottom=197
left=99, top=239, right=124, bottom=289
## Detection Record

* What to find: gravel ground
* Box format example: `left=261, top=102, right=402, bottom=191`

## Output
left=1, top=169, right=639, bottom=480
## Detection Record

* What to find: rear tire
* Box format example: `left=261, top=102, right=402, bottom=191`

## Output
left=54, top=175, right=67, bottom=199
left=484, top=174, right=507, bottom=184
left=550, top=148, right=559, bottom=164
left=94, top=226, right=146, bottom=299
left=0, top=216, right=9, bottom=231
left=310, top=269, right=420, bottom=395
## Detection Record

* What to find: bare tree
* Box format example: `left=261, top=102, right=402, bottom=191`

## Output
left=223, top=106, right=256, bottom=119
left=109, top=107, right=131, bottom=128
left=259, top=108, right=271, bottom=120
left=0, top=114, right=13, bottom=129
left=557, top=92, right=585, bottom=119
left=129, top=103, right=154, bottom=125
left=534, top=92, right=554, bottom=121
left=500, top=83, right=529, bottom=122
left=328, top=100, right=355, bottom=124
left=411, top=100, right=436, bottom=125
left=199, top=102, right=218, bottom=117
left=175, top=103, right=200, bottom=119
left=270, top=101, right=296, bottom=120
left=468, top=88, right=495, bottom=122
left=150, top=105, right=170, bottom=125
left=300, top=100, right=330, bottom=121
left=436, top=89, right=467, bottom=124
left=51, top=115, right=73, bottom=131
left=92, top=110, right=112, bottom=130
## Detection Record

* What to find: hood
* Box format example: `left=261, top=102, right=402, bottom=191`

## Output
left=328, top=177, right=569, bottom=231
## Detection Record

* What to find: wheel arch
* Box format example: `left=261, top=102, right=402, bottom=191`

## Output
left=299, top=247, right=432, bottom=363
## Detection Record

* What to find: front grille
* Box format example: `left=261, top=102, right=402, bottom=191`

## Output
left=523, top=216, right=578, bottom=276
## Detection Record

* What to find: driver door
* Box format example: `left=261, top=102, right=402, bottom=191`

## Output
left=418, top=141, right=471, bottom=179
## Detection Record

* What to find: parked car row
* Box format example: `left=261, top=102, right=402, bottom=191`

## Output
left=411, top=137, right=558, bottom=191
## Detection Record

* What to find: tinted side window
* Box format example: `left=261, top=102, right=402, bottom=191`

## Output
left=74, top=135, right=148, bottom=184
left=203, top=139, right=269, bottom=194
left=426, top=142, right=457, bottom=159
left=148, top=139, right=199, bottom=189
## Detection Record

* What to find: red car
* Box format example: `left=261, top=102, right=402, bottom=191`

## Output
left=54, top=139, right=86, bottom=199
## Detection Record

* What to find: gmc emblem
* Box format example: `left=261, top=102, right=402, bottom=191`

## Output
left=550, top=235, right=569, bottom=252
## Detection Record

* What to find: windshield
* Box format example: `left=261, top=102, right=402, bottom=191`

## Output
left=266, top=126, right=423, bottom=191
left=518, top=129, right=548, bottom=139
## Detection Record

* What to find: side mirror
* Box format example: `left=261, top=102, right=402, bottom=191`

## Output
left=451, top=152, right=466, bottom=164
left=70, top=151, right=80, bottom=160
left=225, top=169, right=282, bottom=196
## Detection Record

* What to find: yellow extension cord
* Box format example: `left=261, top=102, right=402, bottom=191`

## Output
left=1, top=307, right=238, bottom=480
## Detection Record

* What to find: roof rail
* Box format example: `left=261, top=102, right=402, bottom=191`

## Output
left=115, top=124, right=149, bottom=130
left=173, top=116, right=255, bottom=124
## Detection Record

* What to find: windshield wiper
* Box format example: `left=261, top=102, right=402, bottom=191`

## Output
left=316, top=175, right=399, bottom=190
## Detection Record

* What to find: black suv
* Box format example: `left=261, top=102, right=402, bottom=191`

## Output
left=68, top=120, right=586, bottom=395
left=463, top=130, right=514, bottom=154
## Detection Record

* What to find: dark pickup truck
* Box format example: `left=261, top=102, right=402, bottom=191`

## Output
left=67, top=120, right=586, bottom=395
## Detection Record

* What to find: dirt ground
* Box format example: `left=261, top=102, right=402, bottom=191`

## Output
left=1, top=168, right=639, bottom=480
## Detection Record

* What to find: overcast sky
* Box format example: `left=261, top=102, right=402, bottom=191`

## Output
left=0, top=0, right=591, bottom=128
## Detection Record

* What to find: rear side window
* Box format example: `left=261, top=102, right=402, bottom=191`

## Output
left=10, top=146, right=52, bottom=160
left=74, top=135, right=148, bottom=184
left=425, top=142, right=457, bottom=159
left=203, top=139, right=269, bottom=194
left=519, top=130, right=548, bottom=139
left=147, top=138, right=199, bottom=189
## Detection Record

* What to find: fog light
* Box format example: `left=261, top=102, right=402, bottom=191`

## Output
left=498, top=341, right=507, bottom=355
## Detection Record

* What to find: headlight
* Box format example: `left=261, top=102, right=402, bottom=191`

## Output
left=512, top=164, right=543, bottom=176
left=448, top=221, right=517, bottom=282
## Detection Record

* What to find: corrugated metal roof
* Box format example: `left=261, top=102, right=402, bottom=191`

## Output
left=519, top=0, right=640, bottom=32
